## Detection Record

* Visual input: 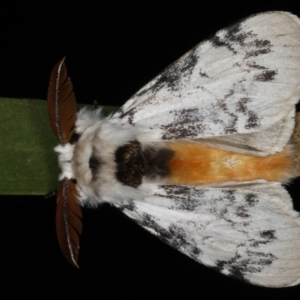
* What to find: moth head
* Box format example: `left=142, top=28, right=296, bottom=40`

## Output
left=53, top=108, right=103, bottom=186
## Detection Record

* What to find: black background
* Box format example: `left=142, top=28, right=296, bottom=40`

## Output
left=1, top=2, right=300, bottom=298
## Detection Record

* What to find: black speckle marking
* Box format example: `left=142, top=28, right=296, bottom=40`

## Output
left=236, top=97, right=251, bottom=114
left=254, top=70, right=277, bottom=82
left=245, top=48, right=271, bottom=59
left=124, top=199, right=136, bottom=211
left=161, top=108, right=208, bottom=139
left=115, top=140, right=147, bottom=188
left=119, top=107, right=137, bottom=125
left=199, top=71, right=209, bottom=78
left=211, top=35, right=229, bottom=48
left=260, top=230, right=276, bottom=242
left=246, top=250, right=276, bottom=266
left=215, top=254, right=249, bottom=283
left=127, top=110, right=136, bottom=125
left=219, top=207, right=230, bottom=220
left=253, top=39, right=272, bottom=48
left=216, top=247, right=277, bottom=283
left=245, top=39, right=272, bottom=58
left=136, top=48, right=198, bottom=96
left=216, top=100, right=238, bottom=134
left=245, top=110, right=260, bottom=129
left=245, top=194, right=258, bottom=207
left=217, top=99, right=228, bottom=112
left=155, top=49, right=198, bottom=91
left=159, top=186, right=205, bottom=211
left=211, top=18, right=273, bottom=62
left=211, top=20, right=251, bottom=54
left=236, top=206, right=250, bottom=218
left=225, top=22, right=248, bottom=45
left=138, top=214, right=202, bottom=260
left=222, top=189, right=236, bottom=203
left=247, top=62, right=266, bottom=70
left=224, top=90, right=234, bottom=99
left=225, top=114, right=238, bottom=134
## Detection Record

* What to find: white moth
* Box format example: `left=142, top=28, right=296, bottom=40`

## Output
left=48, top=11, right=300, bottom=287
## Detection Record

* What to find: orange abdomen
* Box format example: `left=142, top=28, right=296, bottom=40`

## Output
left=168, top=143, right=293, bottom=185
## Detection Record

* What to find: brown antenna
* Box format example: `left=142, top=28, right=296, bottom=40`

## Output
left=48, top=58, right=82, bottom=268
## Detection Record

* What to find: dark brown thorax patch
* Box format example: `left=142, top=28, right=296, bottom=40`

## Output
left=115, top=140, right=147, bottom=187
left=115, top=140, right=174, bottom=187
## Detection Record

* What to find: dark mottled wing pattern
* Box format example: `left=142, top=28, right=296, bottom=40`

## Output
left=113, top=12, right=300, bottom=155
left=117, top=182, right=300, bottom=287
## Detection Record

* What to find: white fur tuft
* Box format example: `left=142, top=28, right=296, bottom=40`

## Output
left=54, top=143, right=75, bottom=180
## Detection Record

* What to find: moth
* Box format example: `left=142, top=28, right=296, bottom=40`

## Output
left=48, top=11, right=300, bottom=287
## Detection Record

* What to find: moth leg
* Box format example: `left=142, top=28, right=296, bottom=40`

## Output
left=93, top=100, right=99, bottom=109
left=44, top=189, right=57, bottom=199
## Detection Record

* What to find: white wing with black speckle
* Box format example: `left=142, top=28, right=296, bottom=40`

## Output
left=117, top=182, right=300, bottom=287
left=112, top=11, right=300, bottom=155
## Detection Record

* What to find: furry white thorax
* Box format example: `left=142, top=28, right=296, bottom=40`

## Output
left=55, top=108, right=157, bottom=207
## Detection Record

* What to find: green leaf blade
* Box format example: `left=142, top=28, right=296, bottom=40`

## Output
left=0, top=98, right=119, bottom=195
